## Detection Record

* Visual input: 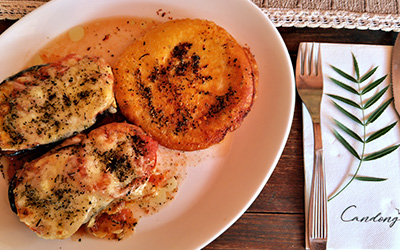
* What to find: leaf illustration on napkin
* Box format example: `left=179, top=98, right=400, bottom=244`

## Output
left=327, top=53, right=400, bottom=201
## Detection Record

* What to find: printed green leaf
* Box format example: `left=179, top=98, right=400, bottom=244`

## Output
left=361, top=74, right=388, bottom=95
left=366, top=122, right=397, bottom=143
left=334, top=119, right=363, bottom=142
left=363, top=85, right=390, bottom=109
left=327, top=53, right=396, bottom=201
left=334, top=129, right=361, bottom=160
left=331, top=65, right=358, bottom=83
left=359, top=66, right=378, bottom=83
left=332, top=101, right=363, bottom=125
left=366, top=98, right=393, bottom=124
left=355, top=176, right=388, bottom=182
left=352, top=53, right=360, bottom=80
left=329, top=77, right=359, bottom=94
left=363, top=144, right=400, bottom=161
left=327, top=94, right=362, bottom=109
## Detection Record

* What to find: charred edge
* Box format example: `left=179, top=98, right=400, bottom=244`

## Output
left=8, top=174, right=17, bottom=214
left=0, top=64, right=49, bottom=85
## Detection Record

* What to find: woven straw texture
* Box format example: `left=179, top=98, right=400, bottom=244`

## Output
left=1, top=0, right=400, bottom=31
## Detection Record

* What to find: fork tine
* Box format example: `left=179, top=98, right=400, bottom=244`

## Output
left=311, top=43, right=321, bottom=76
left=296, top=43, right=304, bottom=76
left=310, top=43, right=316, bottom=76
left=317, top=44, right=322, bottom=77
left=308, top=43, right=320, bottom=76
left=304, top=43, right=311, bottom=75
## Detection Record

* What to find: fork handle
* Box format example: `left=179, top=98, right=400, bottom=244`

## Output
left=313, top=122, right=322, bottom=150
left=309, top=122, right=327, bottom=249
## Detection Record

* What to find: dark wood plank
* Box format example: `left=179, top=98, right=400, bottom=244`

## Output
left=203, top=213, right=305, bottom=250
left=0, top=20, right=16, bottom=33
left=279, top=27, right=398, bottom=52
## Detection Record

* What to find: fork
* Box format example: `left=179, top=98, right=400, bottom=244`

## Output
left=295, top=42, right=327, bottom=250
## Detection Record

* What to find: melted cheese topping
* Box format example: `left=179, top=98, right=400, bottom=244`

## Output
left=0, top=54, right=115, bottom=151
left=12, top=123, right=157, bottom=239
left=85, top=146, right=187, bottom=240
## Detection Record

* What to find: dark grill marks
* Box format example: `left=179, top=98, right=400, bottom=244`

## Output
left=207, top=86, right=238, bottom=118
left=171, top=42, right=192, bottom=59
left=140, top=42, right=216, bottom=134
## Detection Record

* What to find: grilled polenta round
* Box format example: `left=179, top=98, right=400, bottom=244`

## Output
left=114, top=19, right=258, bottom=151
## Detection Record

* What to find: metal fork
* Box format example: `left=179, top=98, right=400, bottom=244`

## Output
left=295, top=42, right=327, bottom=250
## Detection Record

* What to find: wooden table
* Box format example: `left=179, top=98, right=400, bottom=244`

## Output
left=0, top=19, right=397, bottom=249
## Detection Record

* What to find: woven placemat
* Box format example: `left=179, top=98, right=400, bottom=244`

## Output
left=0, top=0, right=47, bottom=19
left=254, top=0, right=400, bottom=31
left=1, top=0, right=400, bottom=31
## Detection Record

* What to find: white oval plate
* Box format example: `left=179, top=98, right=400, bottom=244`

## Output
left=0, top=0, right=295, bottom=249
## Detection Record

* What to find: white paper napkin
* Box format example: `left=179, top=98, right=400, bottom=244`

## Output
left=303, top=43, right=400, bottom=249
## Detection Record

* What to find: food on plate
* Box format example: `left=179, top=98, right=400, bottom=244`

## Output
left=4, top=16, right=256, bottom=241
left=85, top=167, right=179, bottom=240
left=85, top=196, right=142, bottom=240
left=0, top=54, right=116, bottom=152
left=9, top=122, right=158, bottom=239
left=114, top=18, right=258, bottom=151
